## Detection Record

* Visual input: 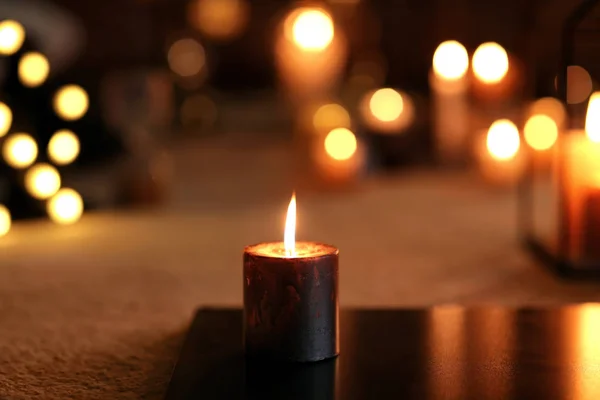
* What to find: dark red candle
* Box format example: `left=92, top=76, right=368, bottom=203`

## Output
left=243, top=194, right=339, bottom=362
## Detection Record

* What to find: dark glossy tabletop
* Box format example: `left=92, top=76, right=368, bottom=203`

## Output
left=165, top=306, right=600, bottom=400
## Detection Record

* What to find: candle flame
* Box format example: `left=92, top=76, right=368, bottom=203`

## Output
left=284, top=192, right=296, bottom=256
left=486, top=119, right=520, bottom=161
left=585, top=92, right=600, bottom=143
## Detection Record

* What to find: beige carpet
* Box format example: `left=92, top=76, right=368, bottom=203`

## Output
left=2, top=139, right=600, bottom=399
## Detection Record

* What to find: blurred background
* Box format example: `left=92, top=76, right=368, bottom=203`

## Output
left=0, top=0, right=595, bottom=230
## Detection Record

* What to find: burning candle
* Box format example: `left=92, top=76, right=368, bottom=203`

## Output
left=430, top=40, right=470, bottom=165
left=562, top=92, right=600, bottom=259
left=243, top=193, right=339, bottom=362
left=275, top=7, right=346, bottom=106
left=474, top=119, right=524, bottom=186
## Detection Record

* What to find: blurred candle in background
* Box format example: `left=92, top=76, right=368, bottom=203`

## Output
left=562, top=92, right=600, bottom=259
left=471, top=42, right=516, bottom=107
left=0, top=204, right=10, bottom=237
left=359, top=87, right=414, bottom=134
left=474, top=119, right=524, bottom=186
left=430, top=40, right=470, bottom=165
left=275, top=6, right=347, bottom=106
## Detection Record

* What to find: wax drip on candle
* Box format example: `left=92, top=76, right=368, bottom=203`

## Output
left=284, top=192, right=296, bottom=256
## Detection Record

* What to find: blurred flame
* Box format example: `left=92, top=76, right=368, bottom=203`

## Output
left=586, top=92, right=600, bottom=143
left=188, top=0, right=249, bottom=41
left=48, top=129, right=80, bottom=165
left=0, top=204, right=10, bottom=237
left=289, top=8, right=334, bottom=51
left=284, top=192, right=296, bottom=256
left=0, top=102, right=12, bottom=137
left=370, top=88, right=403, bottom=122
left=528, top=97, right=566, bottom=128
left=47, top=188, right=83, bottom=225
left=0, top=20, right=25, bottom=56
left=18, top=52, right=50, bottom=88
left=486, top=119, right=520, bottom=160
left=2, top=133, right=38, bottom=169
left=25, top=163, right=61, bottom=200
left=472, top=42, right=509, bottom=84
left=53, top=85, right=89, bottom=121
left=167, top=38, right=206, bottom=77
left=325, top=127, right=357, bottom=161
left=524, top=114, right=558, bottom=151
left=433, top=40, right=469, bottom=81
left=313, top=103, right=351, bottom=134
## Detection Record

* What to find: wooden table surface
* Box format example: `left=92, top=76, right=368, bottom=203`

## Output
left=167, top=307, right=600, bottom=400
left=3, top=138, right=600, bottom=399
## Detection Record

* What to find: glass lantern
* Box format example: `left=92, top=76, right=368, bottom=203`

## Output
left=521, top=0, right=600, bottom=278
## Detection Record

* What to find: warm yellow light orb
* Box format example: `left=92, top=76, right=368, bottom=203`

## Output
left=0, top=102, right=12, bottom=137
left=433, top=40, right=469, bottom=80
left=291, top=9, right=334, bottom=51
left=528, top=97, right=566, bottom=128
left=369, top=88, right=403, bottom=122
left=53, top=85, right=89, bottom=121
left=188, top=0, right=249, bottom=41
left=0, top=20, right=25, bottom=56
left=47, top=188, right=83, bottom=225
left=2, top=133, right=38, bottom=168
left=524, top=114, right=558, bottom=151
left=0, top=204, right=10, bottom=237
left=472, top=42, right=509, bottom=84
left=486, top=119, right=520, bottom=160
left=168, top=38, right=206, bottom=77
left=586, top=92, right=600, bottom=143
left=313, top=103, right=351, bottom=133
left=48, top=130, right=80, bottom=165
left=324, top=127, right=357, bottom=161
left=25, top=163, right=61, bottom=200
left=18, top=52, right=50, bottom=88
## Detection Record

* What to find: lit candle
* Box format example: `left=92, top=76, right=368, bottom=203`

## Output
left=562, top=92, right=600, bottom=259
left=243, top=193, right=339, bottom=362
left=274, top=7, right=346, bottom=106
left=471, top=42, right=511, bottom=101
left=474, top=119, right=524, bottom=186
left=430, top=40, right=470, bottom=165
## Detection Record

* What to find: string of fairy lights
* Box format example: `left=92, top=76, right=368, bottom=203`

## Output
left=0, top=19, right=88, bottom=237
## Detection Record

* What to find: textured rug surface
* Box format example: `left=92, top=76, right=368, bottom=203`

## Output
left=2, top=140, right=600, bottom=399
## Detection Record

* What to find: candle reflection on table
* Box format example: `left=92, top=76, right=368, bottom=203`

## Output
left=427, top=306, right=466, bottom=400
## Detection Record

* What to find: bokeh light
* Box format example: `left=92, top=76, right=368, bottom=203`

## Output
left=168, top=38, right=206, bottom=77
left=48, top=129, right=80, bottom=165
left=524, top=115, right=558, bottom=151
left=472, top=42, right=509, bottom=84
left=324, top=127, right=357, bottom=161
left=2, top=133, right=38, bottom=168
left=369, top=88, right=403, bottom=122
left=0, top=204, right=10, bottom=237
left=47, top=188, right=83, bottom=225
left=585, top=92, right=600, bottom=143
left=313, top=103, right=351, bottom=134
left=566, top=65, right=593, bottom=105
left=0, top=102, right=12, bottom=137
left=0, top=20, right=25, bottom=56
left=528, top=97, right=566, bottom=128
left=289, top=8, right=334, bottom=51
left=188, top=0, right=249, bottom=41
left=486, top=119, right=520, bottom=160
left=53, top=85, right=89, bottom=121
left=433, top=40, right=469, bottom=80
left=25, top=163, right=61, bottom=200
left=18, top=52, right=50, bottom=88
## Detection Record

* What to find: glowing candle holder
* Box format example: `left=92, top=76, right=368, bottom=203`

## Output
left=520, top=0, right=600, bottom=278
left=243, top=193, right=339, bottom=362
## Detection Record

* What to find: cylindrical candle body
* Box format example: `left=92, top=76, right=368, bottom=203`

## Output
left=243, top=242, right=339, bottom=362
